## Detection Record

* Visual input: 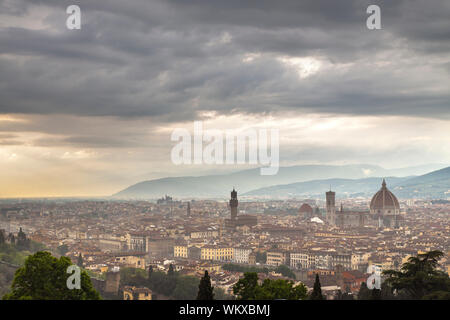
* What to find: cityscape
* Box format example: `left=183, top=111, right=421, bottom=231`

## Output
left=1, top=175, right=449, bottom=300
left=0, top=0, right=449, bottom=307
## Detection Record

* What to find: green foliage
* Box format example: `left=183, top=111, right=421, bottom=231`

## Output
left=29, top=240, right=47, bottom=252
left=0, top=239, right=48, bottom=296
left=120, top=267, right=199, bottom=300
left=382, top=250, right=450, bottom=300
left=148, top=265, right=153, bottom=279
left=233, top=272, right=259, bottom=300
left=422, top=291, right=450, bottom=300
left=197, top=270, right=214, bottom=300
left=380, top=282, right=395, bottom=300
left=16, top=228, right=30, bottom=251
left=232, top=272, right=307, bottom=300
left=357, top=282, right=371, bottom=300
left=2, top=251, right=101, bottom=300
left=0, top=263, right=16, bottom=297
left=255, top=252, right=267, bottom=264
left=120, top=267, right=148, bottom=286
left=0, top=239, right=45, bottom=266
left=309, top=274, right=324, bottom=300
left=86, top=269, right=105, bottom=281
left=214, top=287, right=233, bottom=300
left=0, top=243, right=30, bottom=266
left=77, top=253, right=83, bottom=268
left=275, top=265, right=296, bottom=279
left=258, top=279, right=307, bottom=300
left=168, top=264, right=175, bottom=276
left=172, top=276, right=199, bottom=300
left=222, top=263, right=269, bottom=274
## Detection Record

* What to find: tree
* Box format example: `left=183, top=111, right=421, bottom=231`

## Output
left=7, top=234, right=15, bottom=245
left=2, top=251, right=101, bottom=300
left=214, top=287, right=232, bottom=300
left=197, top=270, right=214, bottom=300
left=148, top=265, right=153, bottom=280
left=258, top=279, right=307, bottom=300
left=16, top=228, right=30, bottom=250
left=76, top=253, right=83, bottom=268
left=233, top=272, right=307, bottom=300
left=310, top=274, right=324, bottom=300
left=422, top=291, right=450, bottom=300
left=357, top=282, right=371, bottom=300
left=0, top=230, right=5, bottom=245
left=383, top=250, right=450, bottom=300
left=380, top=282, right=395, bottom=300
left=275, top=265, right=296, bottom=279
left=120, top=267, right=147, bottom=287
left=168, top=264, right=175, bottom=276
left=233, top=272, right=259, bottom=300
left=172, top=276, right=198, bottom=300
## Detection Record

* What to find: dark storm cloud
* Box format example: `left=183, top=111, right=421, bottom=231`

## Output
left=0, top=0, right=449, bottom=120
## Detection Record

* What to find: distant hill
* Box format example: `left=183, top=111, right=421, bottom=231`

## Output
left=244, top=177, right=411, bottom=198
left=246, top=166, right=450, bottom=199
left=390, top=166, right=450, bottom=199
left=112, top=163, right=447, bottom=199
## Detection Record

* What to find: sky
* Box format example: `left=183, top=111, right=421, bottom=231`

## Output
left=0, top=0, right=449, bottom=197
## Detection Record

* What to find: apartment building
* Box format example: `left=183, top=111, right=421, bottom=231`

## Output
left=201, top=245, right=233, bottom=261
left=290, top=251, right=332, bottom=270
left=266, top=250, right=290, bottom=267
left=233, top=247, right=252, bottom=264
left=174, top=245, right=188, bottom=258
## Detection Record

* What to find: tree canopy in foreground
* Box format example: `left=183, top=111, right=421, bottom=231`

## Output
left=233, top=272, right=307, bottom=300
left=2, top=251, right=101, bottom=300
left=383, top=250, right=450, bottom=300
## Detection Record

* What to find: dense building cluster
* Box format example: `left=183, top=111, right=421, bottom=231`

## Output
left=0, top=181, right=449, bottom=299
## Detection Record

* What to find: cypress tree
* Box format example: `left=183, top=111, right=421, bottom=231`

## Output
left=148, top=265, right=153, bottom=279
left=310, top=273, right=324, bottom=300
left=168, top=263, right=175, bottom=276
left=8, top=233, right=15, bottom=245
left=197, top=270, right=215, bottom=300
left=77, top=253, right=83, bottom=268
left=357, top=282, right=371, bottom=300
left=16, top=227, right=29, bottom=250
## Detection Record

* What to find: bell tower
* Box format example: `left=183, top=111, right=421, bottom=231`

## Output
left=326, top=190, right=336, bottom=225
left=230, top=188, right=238, bottom=220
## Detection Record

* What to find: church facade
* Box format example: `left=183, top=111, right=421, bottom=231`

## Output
left=325, top=179, right=402, bottom=229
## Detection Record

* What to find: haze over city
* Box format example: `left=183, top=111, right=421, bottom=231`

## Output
left=0, top=0, right=449, bottom=308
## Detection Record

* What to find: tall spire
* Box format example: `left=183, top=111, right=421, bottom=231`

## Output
left=382, top=178, right=386, bottom=189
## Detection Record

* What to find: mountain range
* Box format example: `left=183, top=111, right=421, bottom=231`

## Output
left=112, top=163, right=449, bottom=199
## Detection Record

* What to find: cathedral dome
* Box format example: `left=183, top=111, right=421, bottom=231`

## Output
left=370, top=179, right=400, bottom=214
left=299, top=203, right=313, bottom=214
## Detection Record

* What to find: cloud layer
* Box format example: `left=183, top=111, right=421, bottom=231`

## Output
left=0, top=0, right=449, bottom=196
left=1, top=0, right=449, bottom=118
